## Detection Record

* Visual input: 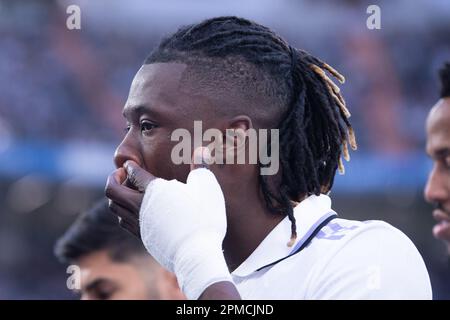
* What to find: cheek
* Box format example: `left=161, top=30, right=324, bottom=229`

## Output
left=141, top=133, right=191, bottom=181
left=445, top=172, right=450, bottom=193
left=436, top=169, right=450, bottom=203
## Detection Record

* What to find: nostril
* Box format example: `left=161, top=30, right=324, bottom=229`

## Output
left=114, top=149, right=131, bottom=169
left=113, top=152, right=126, bottom=169
left=113, top=139, right=143, bottom=170
left=114, top=151, right=143, bottom=171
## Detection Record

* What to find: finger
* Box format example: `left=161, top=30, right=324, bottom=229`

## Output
left=110, top=202, right=141, bottom=238
left=190, top=146, right=212, bottom=171
left=117, top=214, right=139, bottom=232
left=113, top=167, right=127, bottom=184
left=119, top=215, right=141, bottom=238
left=105, top=168, right=127, bottom=199
left=124, top=160, right=157, bottom=192
left=109, top=199, right=139, bottom=220
left=105, top=170, right=143, bottom=212
left=118, top=217, right=141, bottom=239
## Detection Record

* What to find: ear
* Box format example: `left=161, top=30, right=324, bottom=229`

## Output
left=228, top=115, right=253, bottom=131
left=221, top=115, right=253, bottom=165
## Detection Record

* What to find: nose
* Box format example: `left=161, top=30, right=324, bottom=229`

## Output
left=424, top=166, right=448, bottom=204
left=113, top=135, right=142, bottom=169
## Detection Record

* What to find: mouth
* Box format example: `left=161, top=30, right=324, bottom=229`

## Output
left=432, top=208, right=450, bottom=239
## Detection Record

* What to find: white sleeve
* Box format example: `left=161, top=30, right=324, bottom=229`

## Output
left=306, top=222, right=432, bottom=299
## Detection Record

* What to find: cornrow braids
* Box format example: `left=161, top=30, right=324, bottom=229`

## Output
left=145, top=16, right=357, bottom=246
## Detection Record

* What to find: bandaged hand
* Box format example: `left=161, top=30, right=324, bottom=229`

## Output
left=106, top=147, right=232, bottom=299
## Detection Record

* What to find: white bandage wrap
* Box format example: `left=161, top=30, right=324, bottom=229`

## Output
left=139, top=168, right=233, bottom=299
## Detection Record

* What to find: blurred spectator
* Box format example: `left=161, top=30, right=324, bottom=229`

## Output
left=424, top=62, right=450, bottom=260
left=54, top=199, right=185, bottom=300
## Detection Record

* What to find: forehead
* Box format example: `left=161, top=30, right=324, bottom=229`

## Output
left=426, top=99, right=450, bottom=155
left=77, top=251, right=143, bottom=288
left=129, top=63, right=186, bottom=98
left=124, top=63, right=191, bottom=118
left=78, top=250, right=117, bottom=277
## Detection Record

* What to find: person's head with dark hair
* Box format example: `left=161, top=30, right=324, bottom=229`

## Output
left=425, top=61, right=450, bottom=255
left=114, top=16, right=356, bottom=269
left=55, top=199, right=185, bottom=300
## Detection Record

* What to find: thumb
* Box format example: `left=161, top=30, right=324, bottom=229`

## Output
left=124, top=160, right=156, bottom=192
left=190, top=146, right=213, bottom=171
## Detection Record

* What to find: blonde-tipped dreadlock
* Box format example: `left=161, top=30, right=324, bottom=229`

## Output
left=310, top=63, right=357, bottom=175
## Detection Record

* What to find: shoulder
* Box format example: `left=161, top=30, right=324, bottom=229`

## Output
left=316, top=218, right=414, bottom=247
left=303, top=219, right=432, bottom=299
left=315, top=218, right=428, bottom=273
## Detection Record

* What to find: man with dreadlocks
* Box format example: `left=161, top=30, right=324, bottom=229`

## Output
left=105, top=16, right=431, bottom=300
left=425, top=62, right=450, bottom=261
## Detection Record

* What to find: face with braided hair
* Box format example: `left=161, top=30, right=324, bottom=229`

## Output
left=114, top=16, right=356, bottom=269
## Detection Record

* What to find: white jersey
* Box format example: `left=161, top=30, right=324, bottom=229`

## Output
left=231, top=194, right=432, bottom=299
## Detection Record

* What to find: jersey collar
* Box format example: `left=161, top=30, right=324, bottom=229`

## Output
left=231, top=194, right=336, bottom=278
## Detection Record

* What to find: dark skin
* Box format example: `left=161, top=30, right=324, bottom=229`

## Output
left=424, top=98, right=450, bottom=254
left=105, top=62, right=284, bottom=299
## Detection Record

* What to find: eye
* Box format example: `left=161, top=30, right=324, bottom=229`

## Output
left=92, top=282, right=117, bottom=300
left=140, top=120, right=157, bottom=134
left=445, top=157, right=450, bottom=170
left=124, top=125, right=131, bottom=133
left=96, top=290, right=113, bottom=300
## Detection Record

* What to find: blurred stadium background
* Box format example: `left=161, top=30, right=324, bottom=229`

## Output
left=0, top=0, right=449, bottom=299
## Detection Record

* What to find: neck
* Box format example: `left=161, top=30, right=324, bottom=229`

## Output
left=221, top=178, right=284, bottom=272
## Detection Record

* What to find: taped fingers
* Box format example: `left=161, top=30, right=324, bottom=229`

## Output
left=109, top=200, right=140, bottom=238
left=105, top=169, right=143, bottom=213
left=108, top=199, right=138, bottom=221
left=124, top=160, right=156, bottom=192
left=120, top=218, right=140, bottom=238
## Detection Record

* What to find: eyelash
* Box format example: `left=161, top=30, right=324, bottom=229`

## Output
left=97, top=290, right=113, bottom=300
left=140, top=120, right=157, bottom=133
left=123, top=121, right=157, bottom=134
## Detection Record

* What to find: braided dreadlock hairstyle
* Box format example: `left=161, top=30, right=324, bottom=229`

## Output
left=439, top=62, right=450, bottom=99
left=144, top=16, right=357, bottom=246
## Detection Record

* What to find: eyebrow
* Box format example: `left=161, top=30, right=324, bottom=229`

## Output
left=122, top=105, right=158, bottom=119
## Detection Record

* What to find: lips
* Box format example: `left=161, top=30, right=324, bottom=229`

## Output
left=432, top=208, right=450, bottom=239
